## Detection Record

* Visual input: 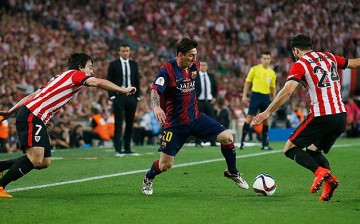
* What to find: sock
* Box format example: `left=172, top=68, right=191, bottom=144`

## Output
left=306, top=149, right=330, bottom=169
left=221, top=142, right=237, bottom=174
left=0, top=156, right=28, bottom=172
left=262, top=125, right=269, bottom=147
left=241, top=123, right=250, bottom=144
left=0, top=156, right=34, bottom=188
left=145, top=160, right=162, bottom=179
left=285, top=147, right=319, bottom=173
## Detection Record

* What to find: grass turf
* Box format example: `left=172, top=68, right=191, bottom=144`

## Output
left=0, top=138, right=359, bottom=223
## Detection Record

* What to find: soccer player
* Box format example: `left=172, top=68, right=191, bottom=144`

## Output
left=253, top=34, right=360, bottom=201
left=240, top=51, right=276, bottom=150
left=141, top=38, right=248, bottom=195
left=0, top=52, right=136, bottom=198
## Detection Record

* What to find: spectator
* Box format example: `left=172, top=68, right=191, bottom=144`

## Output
left=49, top=122, right=70, bottom=149
left=216, top=98, right=230, bottom=129
left=345, top=98, right=360, bottom=137
left=90, top=107, right=111, bottom=141
left=1, top=123, right=19, bottom=153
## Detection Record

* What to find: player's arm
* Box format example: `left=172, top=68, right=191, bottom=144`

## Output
left=0, top=89, right=41, bottom=122
left=253, top=80, right=299, bottom=125
left=151, top=89, right=166, bottom=125
left=85, top=77, right=136, bottom=96
left=348, top=58, right=360, bottom=69
left=242, top=81, right=251, bottom=103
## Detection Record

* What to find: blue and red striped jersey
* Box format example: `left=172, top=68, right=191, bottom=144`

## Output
left=152, top=58, right=201, bottom=128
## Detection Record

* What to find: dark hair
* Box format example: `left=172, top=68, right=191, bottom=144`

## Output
left=176, top=37, right=198, bottom=54
left=119, top=43, right=130, bottom=49
left=67, top=52, right=93, bottom=70
left=261, top=51, right=271, bottom=56
left=291, top=35, right=312, bottom=50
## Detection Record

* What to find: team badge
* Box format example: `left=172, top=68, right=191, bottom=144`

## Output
left=161, top=142, right=167, bottom=148
left=155, top=77, right=165, bottom=86
left=35, top=136, right=41, bottom=142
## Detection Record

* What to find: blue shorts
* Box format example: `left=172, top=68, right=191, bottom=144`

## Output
left=248, top=92, right=271, bottom=116
left=158, top=114, right=226, bottom=156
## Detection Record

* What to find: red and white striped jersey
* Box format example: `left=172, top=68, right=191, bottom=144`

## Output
left=25, top=70, right=91, bottom=124
left=287, top=51, right=349, bottom=117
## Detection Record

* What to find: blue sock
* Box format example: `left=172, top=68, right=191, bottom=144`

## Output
left=221, top=142, right=237, bottom=174
left=145, top=160, right=162, bottom=179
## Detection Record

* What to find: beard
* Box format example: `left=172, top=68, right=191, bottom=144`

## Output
left=291, top=52, right=298, bottom=62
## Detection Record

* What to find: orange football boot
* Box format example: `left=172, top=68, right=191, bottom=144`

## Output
left=310, top=167, right=331, bottom=193
left=0, top=187, right=13, bottom=198
left=320, top=174, right=339, bottom=201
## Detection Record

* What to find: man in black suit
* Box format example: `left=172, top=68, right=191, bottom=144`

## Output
left=107, top=43, right=140, bottom=156
left=195, top=61, right=218, bottom=146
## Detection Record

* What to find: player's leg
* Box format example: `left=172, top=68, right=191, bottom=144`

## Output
left=259, top=95, right=272, bottom=150
left=239, top=115, right=254, bottom=149
left=142, top=128, right=187, bottom=195
left=311, top=113, right=346, bottom=201
left=260, top=118, right=272, bottom=150
left=0, top=156, right=28, bottom=173
left=217, top=130, right=249, bottom=189
left=284, top=116, right=340, bottom=195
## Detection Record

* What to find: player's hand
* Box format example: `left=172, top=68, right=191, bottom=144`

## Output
left=153, top=106, right=166, bottom=125
left=253, top=111, right=270, bottom=125
left=0, top=111, right=11, bottom=123
left=125, top=87, right=136, bottom=96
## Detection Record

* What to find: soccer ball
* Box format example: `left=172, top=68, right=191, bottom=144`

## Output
left=252, top=174, right=277, bottom=196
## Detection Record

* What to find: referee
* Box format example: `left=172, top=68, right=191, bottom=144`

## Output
left=240, top=51, right=276, bottom=150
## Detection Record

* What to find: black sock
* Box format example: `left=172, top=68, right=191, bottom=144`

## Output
left=262, top=125, right=269, bottom=147
left=221, top=142, right=237, bottom=174
left=0, top=156, right=27, bottom=172
left=241, top=123, right=250, bottom=144
left=306, top=149, right=330, bottom=169
left=0, top=156, right=34, bottom=188
left=145, top=160, right=162, bottom=179
left=285, top=147, right=319, bottom=173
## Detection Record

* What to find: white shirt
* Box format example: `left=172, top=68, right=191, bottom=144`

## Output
left=198, top=71, right=213, bottom=100
left=120, top=57, right=131, bottom=88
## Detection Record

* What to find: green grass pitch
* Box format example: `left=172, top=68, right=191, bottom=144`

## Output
left=0, top=138, right=359, bottom=224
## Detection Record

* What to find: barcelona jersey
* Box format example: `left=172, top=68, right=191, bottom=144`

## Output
left=152, top=58, right=201, bottom=128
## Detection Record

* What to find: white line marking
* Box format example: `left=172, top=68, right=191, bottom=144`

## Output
left=6, top=143, right=358, bottom=193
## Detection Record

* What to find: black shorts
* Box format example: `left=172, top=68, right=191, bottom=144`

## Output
left=16, top=106, right=52, bottom=157
left=248, top=92, right=271, bottom=116
left=289, top=112, right=347, bottom=154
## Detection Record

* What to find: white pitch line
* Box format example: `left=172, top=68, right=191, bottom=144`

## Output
left=6, top=143, right=358, bottom=193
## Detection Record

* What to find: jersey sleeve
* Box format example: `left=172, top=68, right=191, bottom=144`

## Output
left=245, top=67, right=255, bottom=83
left=72, top=71, right=90, bottom=86
left=334, top=55, right=348, bottom=70
left=287, top=62, right=305, bottom=82
left=152, top=67, right=169, bottom=94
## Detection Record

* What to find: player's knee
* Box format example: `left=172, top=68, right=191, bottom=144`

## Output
left=217, top=130, right=233, bottom=145
left=31, top=159, right=43, bottom=168
left=40, top=159, right=51, bottom=169
left=159, top=161, right=173, bottom=172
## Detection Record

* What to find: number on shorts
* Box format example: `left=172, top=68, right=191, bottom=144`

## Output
left=161, top=131, right=173, bottom=142
left=35, top=124, right=42, bottom=135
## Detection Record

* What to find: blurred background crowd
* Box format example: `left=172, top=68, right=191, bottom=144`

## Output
left=1, top=0, right=359, bottom=153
